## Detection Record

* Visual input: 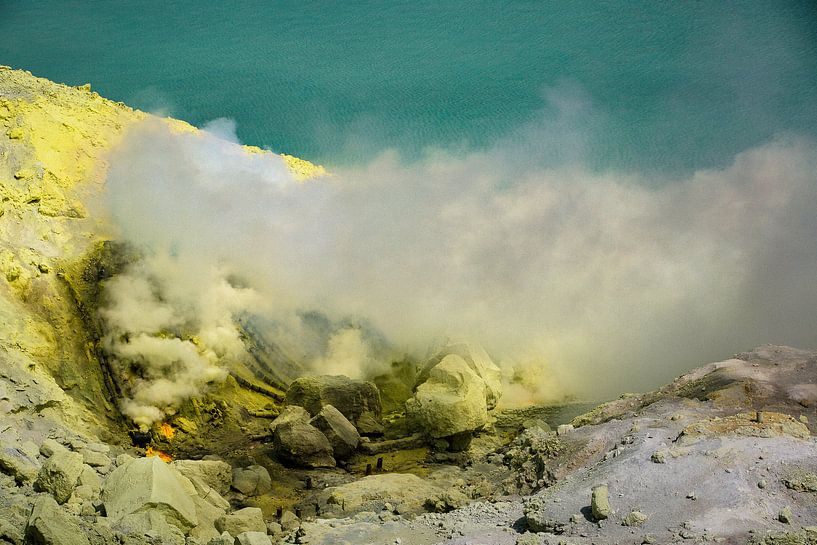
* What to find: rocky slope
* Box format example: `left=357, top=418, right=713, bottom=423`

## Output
left=1, top=67, right=815, bottom=545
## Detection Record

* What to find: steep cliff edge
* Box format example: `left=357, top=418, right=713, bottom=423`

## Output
left=0, top=66, right=325, bottom=447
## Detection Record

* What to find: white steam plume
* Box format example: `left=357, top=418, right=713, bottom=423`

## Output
left=101, top=97, right=817, bottom=423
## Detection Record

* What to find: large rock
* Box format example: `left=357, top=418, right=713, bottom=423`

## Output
left=172, top=459, right=232, bottom=496
left=417, top=342, right=502, bottom=409
left=215, top=507, right=266, bottom=536
left=285, top=375, right=382, bottom=433
left=310, top=404, right=360, bottom=460
left=0, top=443, right=41, bottom=484
left=268, top=405, right=311, bottom=434
left=102, top=456, right=198, bottom=531
left=236, top=532, right=273, bottom=545
left=231, top=465, right=272, bottom=496
left=35, top=450, right=84, bottom=504
left=113, top=511, right=186, bottom=545
left=26, top=495, right=90, bottom=545
left=272, top=420, right=335, bottom=468
left=406, top=354, right=489, bottom=438
left=323, top=473, right=467, bottom=516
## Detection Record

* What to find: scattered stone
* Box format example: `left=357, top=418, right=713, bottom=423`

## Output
left=78, top=448, right=110, bottom=468
left=273, top=420, right=336, bottom=468
left=102, top=456, right=198, bottom=531
left=799, top=415, right=809, bottom=424
left=231, top=465, right=271, bottom=496
left=35, top=450, right=84, bottom=503
left=779, top=506, right=793, bottom=524
left=758, top=479, right=767, bottom=489
left=215, top=507, right=266, bottom=536
left=310, top=404, right=361, bottom=460
left=405, top=354, right=489, bottom=438
left=26, top=495, right=90, bottom=545
left=623, top=510, right=648, bottom=527
left=591, top=484, right=611, bottom=520
left=650, top=451, right=666, bottom=464
left=686, top=492, right=697, bottom=500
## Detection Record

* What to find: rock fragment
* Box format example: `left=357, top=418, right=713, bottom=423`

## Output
left=35, top=450, right=83, bottom=503
left=591, top=484, right=611, bottom=520
left=310, top=404, right=361, bottom=460
left=26, top=495, right=90, bottom=545
left=235, top=531, right=273, bottom=545
left=231, top=465, right=272, bottom=496
left=215, top=507, right=266, bottom=536
left=623, top=510, right=648, bottom=526
left=273, top=420, right=335, bottom=468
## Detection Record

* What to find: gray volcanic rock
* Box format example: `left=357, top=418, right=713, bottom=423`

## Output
left=35, top=450, right=83, bottom=504
left=286, top=375, right=382, bottom=433
left=310, top=404, right=360, bottom=460
left=268, top=405, right=311, bottom=434
left=26, top=495, right=90, bottom=545
left=102, top=456, right=198, bottom=531
left=273, top=419, right=336, bottom=468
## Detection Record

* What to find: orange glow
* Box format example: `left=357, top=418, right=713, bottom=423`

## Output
left=160, top=422, right=175, bottom=440
left=145, top=446, right=173, bottom=462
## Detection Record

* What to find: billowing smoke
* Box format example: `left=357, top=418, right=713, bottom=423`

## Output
left=100, top=94, right=817, bottom=426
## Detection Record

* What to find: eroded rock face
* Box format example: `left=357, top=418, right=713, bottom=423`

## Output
left=102, top=456, right=198, bottom=531
left=285, top=375, right=382, bottom=434
left=406, top=354, right=489, bottom=438
left=310, top=404, right=360, bottom=460
left=272, top=420, right=335, bottom=468
left=417, top=342, right=502, bottom=409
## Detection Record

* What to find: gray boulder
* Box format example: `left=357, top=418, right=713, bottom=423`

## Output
left=273, top=420, right=336, bottom=468
left=231, top=465, right=271, bottom=496
left=417, top=341, right=503, bottom=409
left=172, top=459, right=232, bottom=496
left=285, top=375, right=382, bottom=433
left=310, top=404, right=360, bottom=460
left=215, top=507, right=266, bottom=536
left=102, top=456, right=198, bottom=531
left=406, top=354, right=489, bottom=438
left=35, top=450, right=84, bottom=504
left=26, top=495, right=90, bottom=545
left=324, top=473, right=467, bottom=516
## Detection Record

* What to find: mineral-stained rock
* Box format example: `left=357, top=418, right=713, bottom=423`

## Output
left=405, top=355, right=489, bottom=438
left=416, top=342, right=503, bottom=409
left=39, top=439, right=68, bottom=458
left=273, top=420, right=336, bottom=468
left=35, top=450, right=84, bottom=504
left=285, top=375, right=382, bottom=432
left=268, top=405, right=311, bottom=434
left=206, top=531, right=234, bottom=545
left=782, top=470, right=817, bottom=492
left=173, top=459, right=232, bottom=496
left=523, top=496, right=565, bottom=534
left=26, top=495, right=90, bottom=545
left=0, top=443, right=41, bottom=483
left=279, top=510, right=300, bottom=532
left=102, top=456, right=198, bottom=531
left=622, top=510, right=648, bottom=526
left=235, top=532, right=272, bottom=545
left=324, top=473, right=467, bottom=516
left=310, top=404, right=360, bottom=460
left=231, top=465, right=272, bottom=496
left=215, top=507, right=266, bottom=536
left=591, top=484, right=611, bottom=520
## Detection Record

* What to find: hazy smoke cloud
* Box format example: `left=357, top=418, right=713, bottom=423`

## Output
left=101, top=93, right=817, bottom=426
